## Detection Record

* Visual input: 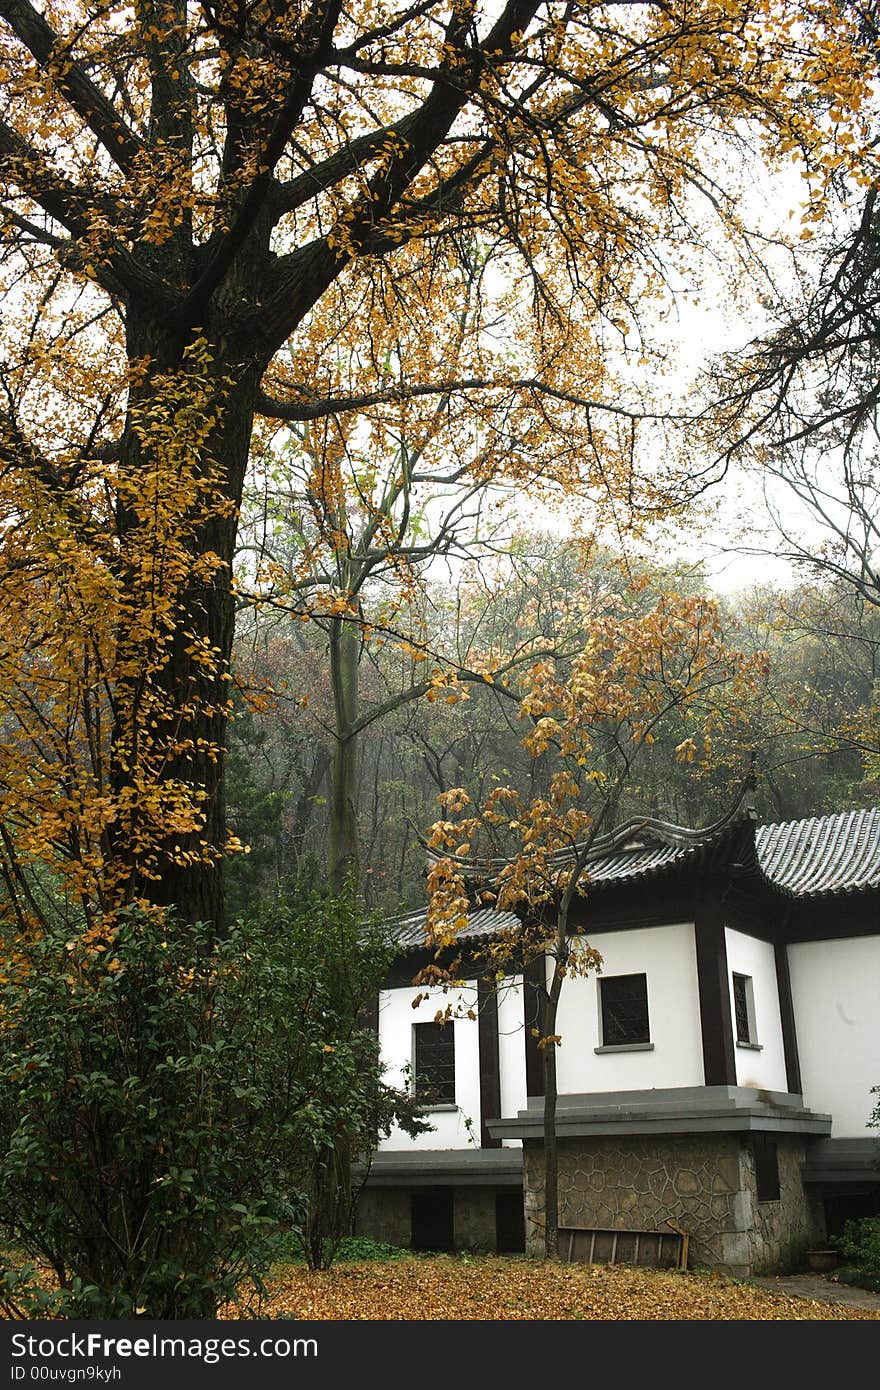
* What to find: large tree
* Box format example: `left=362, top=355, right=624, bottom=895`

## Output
left=0, top=0, right=871, bottom=935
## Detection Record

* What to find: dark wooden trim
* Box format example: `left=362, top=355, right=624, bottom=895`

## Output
left=568, top=884, right=879, bottom=945
left=567, top=886, right=697, bottom=934
left=523, top=955, right=545, bottom=1098
left=382, top=881, right=879, bottom=990
left=477, top=976, right=502, bottom=1149
left=774, top=939, right=802, bottom=1095
left=779, top=897, right=879, bottom=942
left=383, top=947, right=489, bottom=988
left=694, top=901, right=737, bottom=1086
left=711, top=891, right=776, bottom=942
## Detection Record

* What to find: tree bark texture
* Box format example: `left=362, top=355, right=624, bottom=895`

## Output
left=109, top=310, right=262, bottom=931
left=541, top=954, right=566, bottom=1261
left=327, top=615, right=361, bottom=891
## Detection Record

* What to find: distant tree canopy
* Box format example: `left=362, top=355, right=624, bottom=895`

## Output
left=226, top=539, right=880, bottom=913
left=0, top=0, right=875, bottom=934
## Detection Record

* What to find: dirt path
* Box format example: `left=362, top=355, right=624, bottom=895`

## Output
left=749, top=1272, right=880, bottom=1313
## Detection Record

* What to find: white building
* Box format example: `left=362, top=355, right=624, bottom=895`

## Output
left=356, top=799, right=880, bottom=1275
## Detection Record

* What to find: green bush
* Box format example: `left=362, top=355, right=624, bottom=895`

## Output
left=255, top=894, right=429, bottom=1272
left=836, top=1214, right=880, bottom=1279
left=332, top=1236, right=409, bottom=1263
left=0, top=897, right=420, bottom=1316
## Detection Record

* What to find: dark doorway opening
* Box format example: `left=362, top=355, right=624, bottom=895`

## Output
left=496, top=1189, right=525, bottom=1253
left=822, top=1187, right=880, bottom=1238
left=411, top=1188, right=454, bottom=1251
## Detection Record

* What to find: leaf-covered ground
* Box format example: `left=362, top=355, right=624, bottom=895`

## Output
left=241, top=1255, right=880, bottom=1321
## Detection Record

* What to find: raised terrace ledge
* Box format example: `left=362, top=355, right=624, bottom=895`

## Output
left=800, top=1137, right=880, bottom=1184
left=487, top=1085, right=832, bottom=1142
left=358, top=1147, right=524, bottom=1187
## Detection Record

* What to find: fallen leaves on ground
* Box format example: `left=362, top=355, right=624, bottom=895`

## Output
left=236, top=1255, right=880, bottom=1321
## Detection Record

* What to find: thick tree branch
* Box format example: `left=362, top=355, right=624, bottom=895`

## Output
left=254, top=0, right=540, bottom=355
left=272, top=116, right=420, bottom=217
left=0, top=117, right=100, bottom=236
left=0, top=120, right=177, bottom=308
left=256, top=377, right=682, bottom=424
left=0, top=0, right=142, bottom=174
left=178, top=0, right=346, bottom=328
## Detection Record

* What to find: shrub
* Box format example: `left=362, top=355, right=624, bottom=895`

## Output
left=836, top=1215, right=880, bottom=1279
left=0, top=897, right=420, bottom=1316
left=263, top=894, right=430, bottom=1271
left=332, top=1236, right=409, bottom=1263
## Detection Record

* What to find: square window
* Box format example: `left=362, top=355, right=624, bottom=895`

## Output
left=753, top=1135, right=780, bottom=1202
left=732, top=972, right=757, bottom=1045
left=413, top=1021, right=455, bottom=1104
left=599, top=973, right=650, bottom=1046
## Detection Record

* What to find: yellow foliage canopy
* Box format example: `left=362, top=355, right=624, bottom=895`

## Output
left=0, top=0, right=874, bottom=934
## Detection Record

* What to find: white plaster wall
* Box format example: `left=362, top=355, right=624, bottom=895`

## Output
left=497, top=975, right=526, bottom=1145
left=724, top=928, right=788, bottom=1092
left=377, top=981, right=480, bottom=1150
left=554, top=923, right=704, bottom=1094
left=787, top=936, right=880, bottom=1136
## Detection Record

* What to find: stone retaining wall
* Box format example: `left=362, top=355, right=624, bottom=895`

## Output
left=354, top=1187, right=411, bottom=1247
left=523, top=1133, right=824, bottom=1274
left=354, top=1185, right=499, bottom=1251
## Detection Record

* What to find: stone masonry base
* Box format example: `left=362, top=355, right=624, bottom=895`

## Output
left=354, top=1185, right=499, bottom=1252
left=523, top=1133, right=825, bottom=1275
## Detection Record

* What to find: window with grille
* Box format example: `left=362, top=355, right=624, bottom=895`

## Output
left=599, top=973, right=650, bottom=1047
left=413, top=1022, right=456, bottom=1104
left=732, top=972, right=757, bottom=1045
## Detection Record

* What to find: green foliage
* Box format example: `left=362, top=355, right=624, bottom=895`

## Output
left=320, top=1235, right=409, bottom=1263
left=835, top=1088, right=880, bottom=1291
left=224, top=692, right=295, bottom=922
left=0, top=909, right=298, bottom=1317
left=0, top=896, right=421, bottom=1315
left=835, top=1216, right=880, bottom=1280
left=259, top=890, right=430, bottom=1272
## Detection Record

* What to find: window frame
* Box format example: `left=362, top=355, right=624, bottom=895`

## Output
left=412, top=1020, right=457, bottom=1108
left=732, top=971, right=761, bottom=1049
left=595, top=972, right=652, bottom=1052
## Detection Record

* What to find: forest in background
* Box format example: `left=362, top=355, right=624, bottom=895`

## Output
left=226, top=531, right=880, bottom=916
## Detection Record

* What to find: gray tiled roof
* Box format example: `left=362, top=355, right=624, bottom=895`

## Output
left=422, top=796, right=760, bottom=890
left=388, top=905, right=521, bottom=950
left=579, top=805, right=880, bottom=898
left=389, top=805, right=879, bottom=948
left=579, top=839, right=703, bottom=885
left=755, top=808, right=880, bottom=898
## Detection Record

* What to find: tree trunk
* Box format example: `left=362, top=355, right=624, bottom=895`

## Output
left=306, top=1139, right=353, bottom=1270
left=109, top=313, right=260, bottom=933
left=541, top=953, right=566, bottom=1260
left=328, top=614, right=360, bottom=891
left=290, top=745, right=332, bottom=867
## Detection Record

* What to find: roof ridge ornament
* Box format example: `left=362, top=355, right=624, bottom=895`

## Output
left=586, top=773, right=759, bottom=858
